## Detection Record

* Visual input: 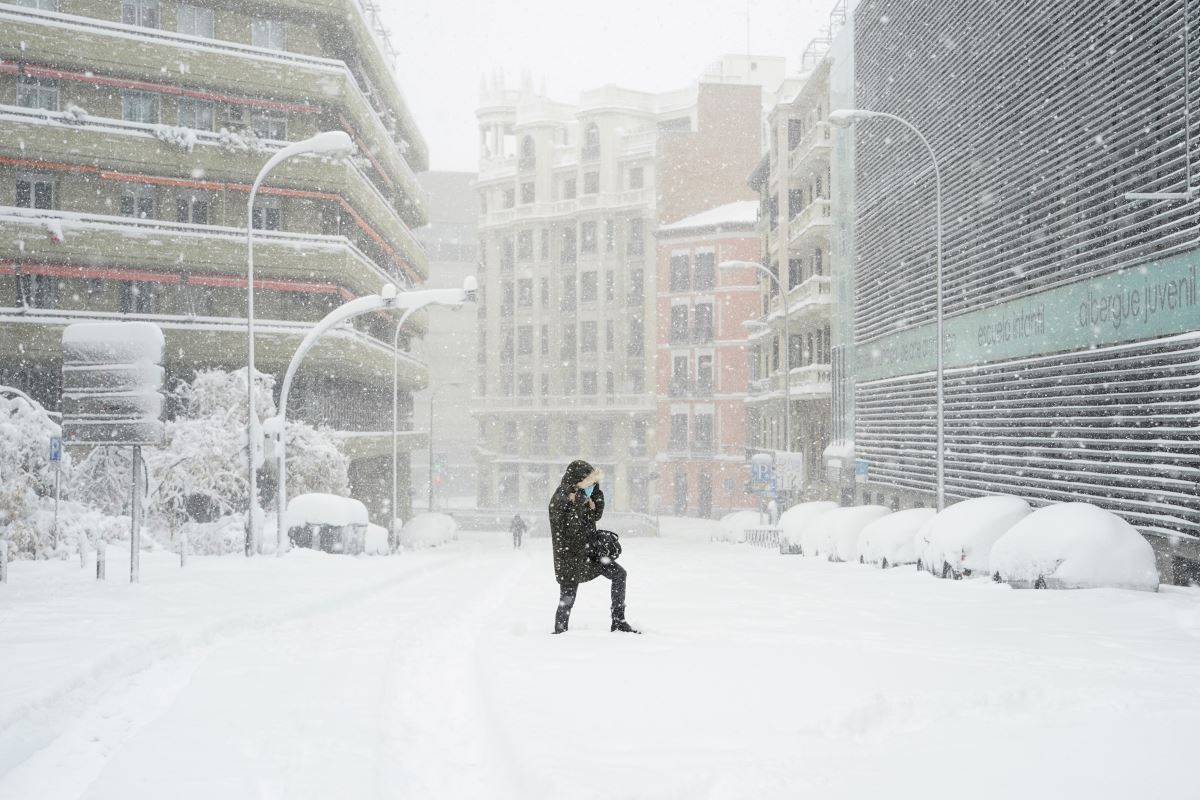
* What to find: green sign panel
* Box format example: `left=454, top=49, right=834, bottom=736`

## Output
left=857, top=252, right=1200, bottom=382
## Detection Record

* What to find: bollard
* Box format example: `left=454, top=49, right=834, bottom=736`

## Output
left=0, top=540, right=8, bottom=584
left=79, top=530, right=87, bottom=569
left=180, top=529, right=188, bottom=568
left=96, top=544, right=106, bottom=581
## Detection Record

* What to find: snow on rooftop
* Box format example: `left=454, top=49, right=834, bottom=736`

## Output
left=658, top=200, right=759, bottom=233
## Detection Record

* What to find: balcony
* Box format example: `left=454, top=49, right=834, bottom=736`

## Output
left=0, top=6, right=424, bottom=208
left=478, top=155, right=518, bottom=183
left=746, top=363, right=832, bottom=401
left=788, top=122, right=832, bottom=176
left=768, top=275, right=832, bottom=320
left=788, top=199, right=832, bottom=248
left=617, top=130, right=656, bottom=158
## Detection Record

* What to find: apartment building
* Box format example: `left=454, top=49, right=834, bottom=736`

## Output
left=472, top=57, right=786, bottom=513
left=0, top=0, right=430, bottom=520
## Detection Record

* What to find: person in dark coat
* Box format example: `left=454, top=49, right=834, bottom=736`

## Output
left=548, top=459, right=639, bottom=634
left=510, top=513, right=527, bottom=549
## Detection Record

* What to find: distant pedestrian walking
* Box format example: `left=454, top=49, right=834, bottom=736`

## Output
left=548, top=459, right=639, bottom=634
left=510, top=513, right=527, bottom=549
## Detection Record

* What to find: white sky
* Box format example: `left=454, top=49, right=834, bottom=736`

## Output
left=385, top=0, right=835, bottom=171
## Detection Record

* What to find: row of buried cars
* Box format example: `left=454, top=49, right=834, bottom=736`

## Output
left=774, top=496, right=1161, bottom=591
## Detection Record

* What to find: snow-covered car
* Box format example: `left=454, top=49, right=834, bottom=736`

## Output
left=990, top=503, right=1159, bottom=591
left=817, top=505, right=892, bottom=562
left=921, top=495, right=1031, bottom=579
left=714, top=510, right=762, bottom=544
left=858, top=508, right=937, bottom=568
left=777, top=501, right=838, bottom=554
left=399, top=512, right=459, bottom=549
left=285, top=493, right=369, bottom=554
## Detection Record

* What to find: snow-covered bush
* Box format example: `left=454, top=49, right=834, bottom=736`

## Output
left=714, top=510, right=761, bottom=544
left=153, top=124, right=198, bottom=152
left=778, top=501, right=838, bottom=554
left=990, top=503, right=1159, bottom=591
left=923, top=495, right=1032, bottom=578
left=364, top=523, right=390, bottom=555
left=70, top=446, right=133, bottom=515
left=399, top=512, right=457, bottom=549
left=816, top=506, right=892, bottom=562
left=859, top=508, right=937, bottom=568
left=0, top=395, right=71, bottom=558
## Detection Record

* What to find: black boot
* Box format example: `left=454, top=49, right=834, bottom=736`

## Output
left=610, top=606, right=641, bottom=634
left=554, top=585, right=576, bottom=634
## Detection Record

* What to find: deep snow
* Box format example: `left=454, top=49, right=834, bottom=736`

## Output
left=1, top=523, right=1199, bottom=799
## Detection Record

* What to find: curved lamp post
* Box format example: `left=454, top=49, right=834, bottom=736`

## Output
left=267, top=276, right=478, bottom=554
left=245, top=130, right=356, bottom=556
left=721, top=259, right=791, bottom=452
left=828, top=108, right=945, bottom=510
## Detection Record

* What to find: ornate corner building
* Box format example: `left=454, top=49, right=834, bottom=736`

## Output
left=0, top=0, right=431, bottom=520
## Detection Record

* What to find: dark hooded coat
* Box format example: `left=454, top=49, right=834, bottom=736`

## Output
left=548, top=459, right=605, bottom=585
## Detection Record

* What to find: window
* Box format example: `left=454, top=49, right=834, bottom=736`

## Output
left=252, top=198, right=282, bottom=230
left=561, top=324, right=576, bottom=361
left=581, top=220, right=597, bottom=253
left=541, top=373, right=550, bottom=395
left=627, top=268, right=644, bottom=306
left=517, top=230, right=533, bottom=260
left=560, top=274, right=576, bottom=311
left=789, top=334, right=803, bottom=370
left=502, top=373, right=513, bottom=396
left=580, top=321, right=597, bottom=353
left=500, top=281, right=514, bottom=316
left=540, top=324, right=550, bottom=356
left=670, top=306, right=690, bottom=344
left=15, top=174, right=55, bottom=209
left=562, top=177, right=577, bottom=200
left=605, top=371, right=615, bottom=395
left=560, top=226, right=576, bottom=264
left=671, top=355, right=689, bottom=395
left=693, top=252, right=715, bottom=290
left=627, top=218, right=644, bottom=255
left=176, top=3, right=213, bottom=37
left=520, top=181, right=535, bottom=204
left=605, top=320, right=614, bottom=352
left=788, top=118, right=804, bottom=149
left=669, top=414, right=688, bottom=450
left=628, top=365, right=645, bottom=393
left=604, top=220, right=615, bottom=252
left=177, top=97, right=214, bottom=130
left=519, top=136, right=535, bottom=171
left=503, top=188, right=515, bottom=209
left=518, top=325, right=533, bottom=355
left=518, top=374, right=533, bottom=396
left=540, top=228, right=550, bottom=259
left=533, top=420, right=549, bottom=446
left=583, top=171, right=599, bottom=194
left=122, top=90, right=159, bottom=123
left=176, top=191, right=209, bottom=224
left=501, top=237, right=514, bottom=271
left=582, top=122, right=600, bottom=160
left=693, top=414, right=714, bottom=452
left=580, top=271, right=598, bottom=302
left=628, top=166, right=644, bottom=190
left=251, top=17, right=286, bottom=50
left=500, top=330, right=514, bottom=362
left=813, top=247, right=824, bottom=276
left=788, top=188, right=804, bottom=218
left=565, top=420, right=580, bottom=451
left=122, top=0, right=159, bottom=28
left=605, top=270, right=615, bottom=301
left=627, top=317, right=644, bottom=356
left=16, top=75, right=58, bottom=111
left=15, top=273, right=60, bottom=309
left=15, top=0, right=58, bottom=9
left=119, top=281, right=157, bottom=313
left=120, top=185, right=156, bottom=219
left=669, top=255, right=690, bottom=292
left=697, top=354, right=714, bottom=394
left=517, top=278, right=533, bottom=307
left=788, top=257, right=803, bottom=289
left=581, top=371, right=597, bottom=395
left=251, top=111, right=286, bottom=140
left=540, top=277, right=550, bottom=307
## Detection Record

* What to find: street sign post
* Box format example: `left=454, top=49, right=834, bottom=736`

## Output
left=62, top=322, right=165, bottom=583
left=50, top=436, right=62, bottom=549
left=854, top=459, right=870, bottom=483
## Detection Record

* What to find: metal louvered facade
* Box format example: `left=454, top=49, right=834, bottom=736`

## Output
left=847, top=0, right=1200, bottom=578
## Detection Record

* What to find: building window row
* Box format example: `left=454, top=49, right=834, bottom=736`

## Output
left=668, top=251, right=716, bottom=293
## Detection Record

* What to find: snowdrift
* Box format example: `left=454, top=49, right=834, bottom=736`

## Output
left=714, top=510, right=762, bottom=543
left=923, top=495, right=1031, bottom=578
left=400, top=512, right=458, bottom=549
left=778, top=501, right=838, bottom=554
left=364, top=523, right=390, bottom=556
left=990, top=503, right=1159, bottom=591
left=859, top=508, right=937, bottom=567
left=658, top=515, right=725, bottom=541
left=817, top=506, right=892, bottom=562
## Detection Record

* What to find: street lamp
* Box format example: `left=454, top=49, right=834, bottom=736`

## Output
left=426, top=381, right=465, bottom=513
left=245, top=130, right=355, bottom=556
left=721, top=259, right=791, bottom=453
left=828, top=108, right=946, bottom=510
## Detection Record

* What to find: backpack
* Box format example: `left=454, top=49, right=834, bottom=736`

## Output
left=590, top=529, right=622, bottom=563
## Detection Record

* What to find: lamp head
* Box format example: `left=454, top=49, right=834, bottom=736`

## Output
left=741, top=320, right=768, bottom=332
left=463, top=275, right=478, bottom=303
left=300, top=130, right=356, bottom=158
left=719, top=259, right=762, bottom=271
left=828, top=109, right=879, bottom=129
left=381, top=283, right=398, bottom=301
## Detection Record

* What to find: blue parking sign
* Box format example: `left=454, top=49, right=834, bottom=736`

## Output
left=50, top=436, right=62, bottom=463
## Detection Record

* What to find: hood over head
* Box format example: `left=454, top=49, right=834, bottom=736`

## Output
left=561, top=459, right=603, bottom=489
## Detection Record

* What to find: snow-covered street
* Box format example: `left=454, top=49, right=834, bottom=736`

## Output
left=3, top=525, right=1200, bottom=800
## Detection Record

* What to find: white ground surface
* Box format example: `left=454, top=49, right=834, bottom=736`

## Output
left=3, top=521, right=1200, bottom=799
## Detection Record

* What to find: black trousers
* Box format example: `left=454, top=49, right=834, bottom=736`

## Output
left=555, top=561, right=626, bottom=631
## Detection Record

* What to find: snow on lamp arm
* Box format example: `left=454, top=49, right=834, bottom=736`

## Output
left=245, top=130, right=355, bottom=557
left=268, top=277, right=478, bottom=555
